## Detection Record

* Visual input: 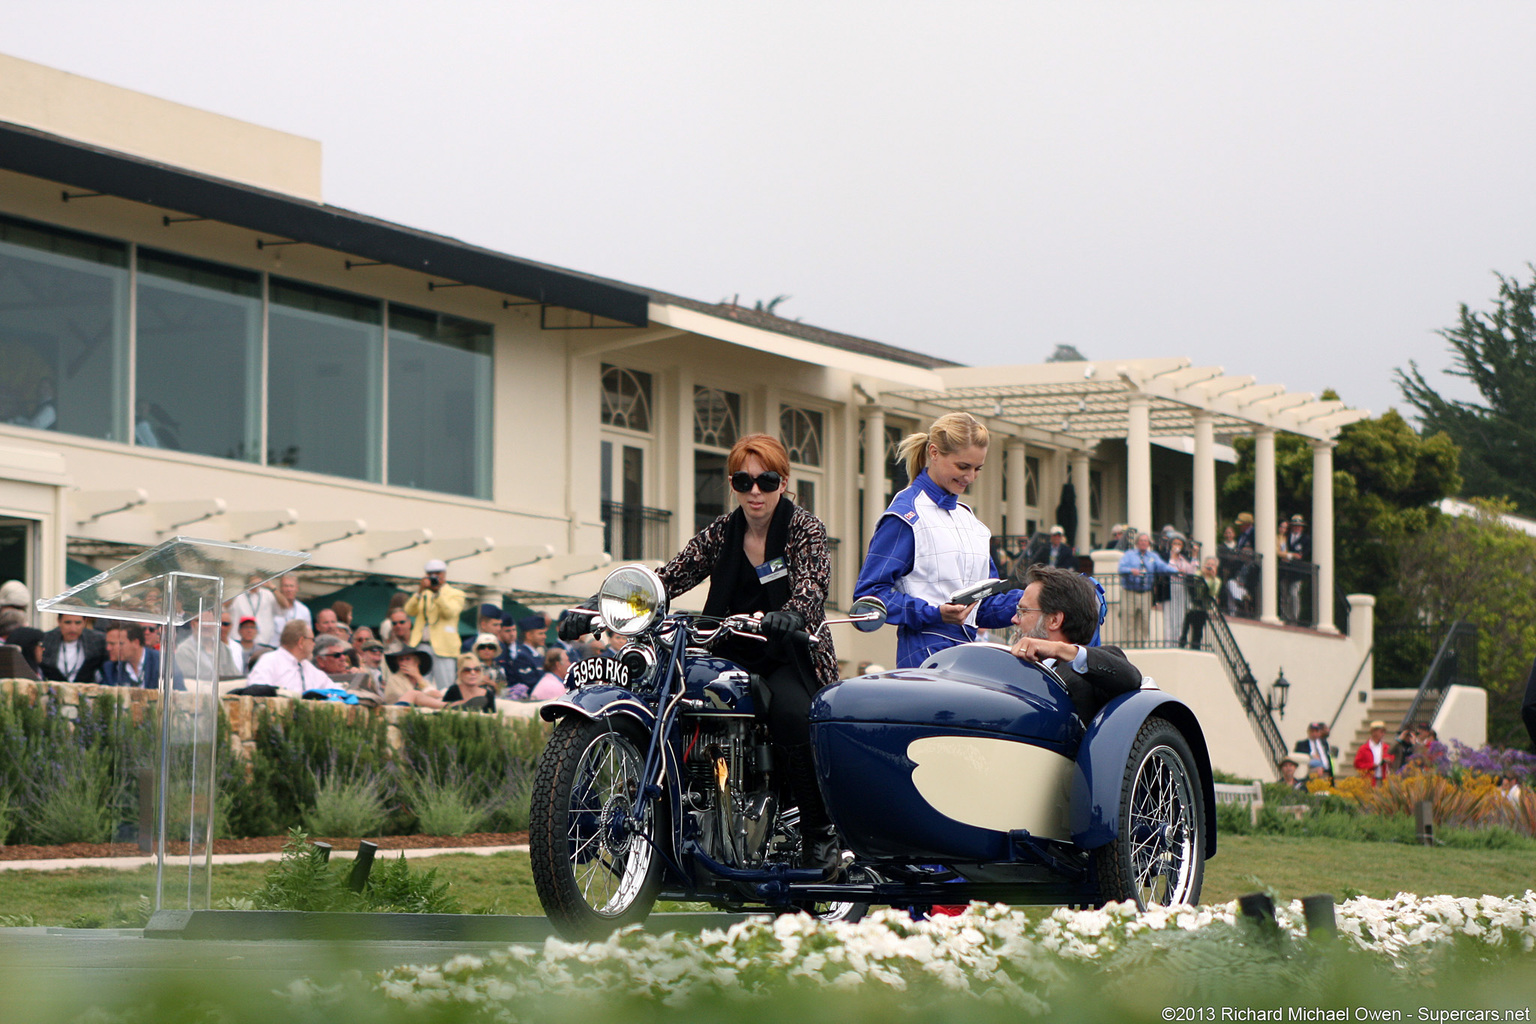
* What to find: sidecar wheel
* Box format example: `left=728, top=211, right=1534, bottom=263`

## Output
left=1093, top=717, right=1204, bottom=909
left=530, top=716, right=663, bottom=939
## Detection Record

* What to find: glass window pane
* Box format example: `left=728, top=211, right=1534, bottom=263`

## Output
left=135, top=249, right=260, bottom=459
left=387, top=305, right=491, bottom=498
left=268, top=278, right=383, bottom=481
left=0, top=216, right=128, bottom=441
left=695, top=450, right=727, bottom=533
left=693, top=386, right=740, bottom=448
left=780, top=407, right=823, bottom=466
left=601, top=365, right=652, bottom=432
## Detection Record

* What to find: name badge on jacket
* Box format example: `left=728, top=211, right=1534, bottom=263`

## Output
left=756, top=558, right=789, bottom=584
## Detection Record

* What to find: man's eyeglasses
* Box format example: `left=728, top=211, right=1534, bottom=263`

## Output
left=730, top=470, right=782, bottom=493
left=462, top=666, right=484, bottom=674
left=1015, top=606, right=1044, bottom=616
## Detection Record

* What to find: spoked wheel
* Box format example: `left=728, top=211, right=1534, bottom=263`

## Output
left=1094, top=717, right=1205, bottom=909
left=791, top=862, right=876, bottom=924
left=530, top=716, right=664, bottom=939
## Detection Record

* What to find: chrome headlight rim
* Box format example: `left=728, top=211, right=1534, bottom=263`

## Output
left=598, top=564, right=669, bottom=638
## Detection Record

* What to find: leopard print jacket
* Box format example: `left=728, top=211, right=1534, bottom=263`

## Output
left=656, top=503, right=840, bottom=693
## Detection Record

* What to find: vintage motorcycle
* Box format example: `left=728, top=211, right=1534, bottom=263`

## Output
left=529, top=564, right=1217, bottom=940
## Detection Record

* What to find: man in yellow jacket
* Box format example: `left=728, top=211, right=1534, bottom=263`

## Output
left=405, top=558, right=464, bottom=688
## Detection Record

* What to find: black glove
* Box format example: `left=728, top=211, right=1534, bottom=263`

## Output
left=558, top=600, right=597, bottom=642
left=760, top=608, right=805, bottom=643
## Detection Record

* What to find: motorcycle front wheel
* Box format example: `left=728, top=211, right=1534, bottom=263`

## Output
left=1093, top=717, right=1205, bottom=909
left=530, top=716, right=664, bottom=939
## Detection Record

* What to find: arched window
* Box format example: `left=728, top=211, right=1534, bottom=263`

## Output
left=779, top=407, right=823, bottom=467
left=600, top=365, right=652, bottom=432
left=693, top=386, right=740, bottom=448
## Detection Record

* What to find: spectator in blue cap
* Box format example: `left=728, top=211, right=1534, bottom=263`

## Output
left=462, top=603, right=505, bottom=651
left=510, top=614, right=547, bottom=691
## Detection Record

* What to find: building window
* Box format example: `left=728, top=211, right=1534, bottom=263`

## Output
left=0, top=214, right=128, bottom=442
left=780, top=407, right=823, bottom=467
left=387, top=305, right=492, bottom=499
left=601, top=365, right=652, bottom=432
left=267, top=278, right=383, bottom=482
left=1090, top=469, right=1103, bottom=522
left=693, top=386, right=740, bottom=448
left=135, top=248, right=261, bottom=459
left=693, top=386, right=741, bottom=532
left=885, top=424, right=909, bottom=501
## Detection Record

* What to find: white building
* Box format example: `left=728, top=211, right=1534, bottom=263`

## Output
left=1, top=52, right=1470, bottom=774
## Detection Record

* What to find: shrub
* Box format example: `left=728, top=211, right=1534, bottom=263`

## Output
left=400, top=762, right=494, bottom=837
left=302, top=768, right=390, bottom=838
left=23, top=745, right=119, bottom=845
left=238, top=829, right=459, bottom=913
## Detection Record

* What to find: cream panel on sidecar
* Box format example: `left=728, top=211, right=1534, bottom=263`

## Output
left=907, top=735, right=1075, bottom=841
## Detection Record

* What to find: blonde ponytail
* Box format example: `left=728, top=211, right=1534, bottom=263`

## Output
left=900, top=412, right=989, bottom=482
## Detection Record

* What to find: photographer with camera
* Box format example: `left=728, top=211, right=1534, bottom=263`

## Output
left=404, top=557, right=464, bottom=689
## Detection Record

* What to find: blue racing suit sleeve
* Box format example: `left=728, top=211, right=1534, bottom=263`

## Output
left=975, top=556, right=1022, bottom=628
left=852, top=515, right=942, bottom=629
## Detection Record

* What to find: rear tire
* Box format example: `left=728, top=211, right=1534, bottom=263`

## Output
left=530, top=716, right=664, bottom=939
left=1093, top=717, right=1205, bottom=909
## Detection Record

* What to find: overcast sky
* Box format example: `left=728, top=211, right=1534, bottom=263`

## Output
left=10, top=2, right=1535, bottom=419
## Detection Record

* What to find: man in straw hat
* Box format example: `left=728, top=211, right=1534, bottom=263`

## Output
left=1354, top=721, right=1394, bottom=785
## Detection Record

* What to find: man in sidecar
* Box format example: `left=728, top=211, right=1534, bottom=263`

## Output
left=1009, top=565, right=1143, bottom=722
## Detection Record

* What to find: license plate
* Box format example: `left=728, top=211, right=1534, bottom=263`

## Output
left=567, top=656, right=630, bottom=688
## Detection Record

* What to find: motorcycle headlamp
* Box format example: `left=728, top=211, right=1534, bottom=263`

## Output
left=598, top=564, right=669, bottom=637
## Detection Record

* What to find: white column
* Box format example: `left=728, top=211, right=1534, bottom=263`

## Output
left=1312, top=439, right=1337, bottom=633
left=1071, top=451, right=1091, bottom=552
left=1255, top=427, right=1280, bottom=625
left=1126, top=393, right=1152, bottom=536
left=1192, top=410, right=1217, bottom=560
left=862, top=407, right=886, bottom=559
left=673, top=365, right=695, bottom=553
left=1005, top=440, right=1027, bottom=542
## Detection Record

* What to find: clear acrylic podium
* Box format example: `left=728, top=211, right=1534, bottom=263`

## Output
left=37, top=537, right=308, bottom=910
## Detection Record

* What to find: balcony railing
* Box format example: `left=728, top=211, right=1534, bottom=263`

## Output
left=601, top=501, right=673, bottom=563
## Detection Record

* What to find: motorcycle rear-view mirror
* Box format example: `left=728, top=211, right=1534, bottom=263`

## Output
left=824, top=596, right=888, bottom=633
left=947, top=578, right=1007, bottom=606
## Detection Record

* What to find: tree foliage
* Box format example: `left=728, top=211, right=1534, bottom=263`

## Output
left=1395, top=500, right=1536, bottom=748
left=1398, top=268, right=1536, bottom=516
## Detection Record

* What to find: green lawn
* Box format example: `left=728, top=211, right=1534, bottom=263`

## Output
left=2, top=834, right=1532, bottom=928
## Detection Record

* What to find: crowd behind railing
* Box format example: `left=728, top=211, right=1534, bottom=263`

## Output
left=0, top=510, right=1325, bottom=705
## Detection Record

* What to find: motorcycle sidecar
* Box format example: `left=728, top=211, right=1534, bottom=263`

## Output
left=808, top=642, right=1216, bottom=907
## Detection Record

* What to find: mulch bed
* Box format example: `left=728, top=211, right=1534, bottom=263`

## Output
left=0, top=831, right=530, bottom=861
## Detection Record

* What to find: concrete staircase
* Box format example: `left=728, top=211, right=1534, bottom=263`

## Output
left=1338, top=690, right=1417, bottom=777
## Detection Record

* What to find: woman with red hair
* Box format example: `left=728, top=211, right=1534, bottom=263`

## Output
left=652, top=432, right=842, bottom=871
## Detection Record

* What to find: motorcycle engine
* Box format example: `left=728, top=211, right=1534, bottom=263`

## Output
left=681, top=717, right=778, bottom=868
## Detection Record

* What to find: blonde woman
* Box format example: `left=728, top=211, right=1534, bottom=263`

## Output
left=853, top=412, right=1022, bottom=668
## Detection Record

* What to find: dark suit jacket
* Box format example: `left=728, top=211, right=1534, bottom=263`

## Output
left=1048, top=542, right=1076, bottom=570
left=41, top=627, right=108, bottom=683
left=1053, top=643, right=1142, bottom=722
left=1293, top=736, right=1338, bottom=776
left=98, top=647, right=164, bottom=689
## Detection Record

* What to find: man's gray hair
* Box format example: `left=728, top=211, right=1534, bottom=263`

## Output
left=312, top=634, right=348, bottom=658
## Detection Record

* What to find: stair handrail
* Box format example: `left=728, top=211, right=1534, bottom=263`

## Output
left=1198, top=581, right=1288, bottom=768
left=1399, top=619, right=1468, bottom=732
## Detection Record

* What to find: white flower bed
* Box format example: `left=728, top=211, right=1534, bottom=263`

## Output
left=362, top=893, right=1536, bottom=1017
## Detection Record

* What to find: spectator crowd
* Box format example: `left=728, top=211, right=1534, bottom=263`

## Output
left=0, top=560, right=595, bottom=713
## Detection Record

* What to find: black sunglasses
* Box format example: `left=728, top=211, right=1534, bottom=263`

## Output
left=730, top=470, right=782, bottom=493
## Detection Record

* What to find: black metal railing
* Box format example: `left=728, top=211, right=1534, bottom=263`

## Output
left=1094, top=573, right=1217, bottom=652
left=1399, top=621, right=1478, bottom=731
left=601, top=501, right=673, bottom=562
left=1096, top=572, right=1288, bottom=767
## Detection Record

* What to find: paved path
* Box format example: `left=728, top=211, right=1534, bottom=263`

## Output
left=0, top=844, right=530, bottom=872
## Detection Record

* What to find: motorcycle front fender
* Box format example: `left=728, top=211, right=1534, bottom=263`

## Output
left=1068, top=689, right=1217, bottom=858
left=538, top=684, right=657, bottom=731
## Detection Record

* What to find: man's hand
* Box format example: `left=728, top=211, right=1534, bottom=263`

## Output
left=939, top=602, right=976, bottom=625
left=1010, top=636, right=1079, bottom=664
left=418, top=577, right=432, bottom=591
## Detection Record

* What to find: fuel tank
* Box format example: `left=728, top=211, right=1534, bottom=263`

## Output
left=809, top=643, right=1086, bottom=862
left=681, top=653, right=757, bottom=717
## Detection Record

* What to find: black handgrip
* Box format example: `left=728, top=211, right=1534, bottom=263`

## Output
left=557, top=608, right=597, bottom=641
left=787, top=629, right=817, bottom=647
